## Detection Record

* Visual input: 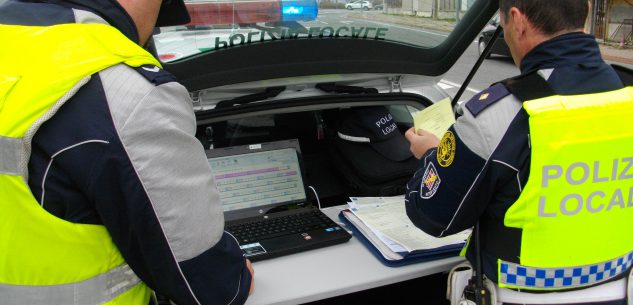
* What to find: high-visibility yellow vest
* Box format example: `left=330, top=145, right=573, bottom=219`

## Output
left=500, top=86, right=633, bottom=290
left=0, top=23, right=161, bottom=304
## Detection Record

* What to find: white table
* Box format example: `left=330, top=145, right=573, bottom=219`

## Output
left=245, top=205, right=465, bottom=305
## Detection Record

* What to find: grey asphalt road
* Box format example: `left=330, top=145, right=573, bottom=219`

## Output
left=441, top=42, right=519, bottom=103
left=315, top=10, right=521, bottom=102
left=312, top=9, right=449, bottom=47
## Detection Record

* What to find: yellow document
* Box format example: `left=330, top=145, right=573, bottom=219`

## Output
left=413, top=98, right=456, bottom=138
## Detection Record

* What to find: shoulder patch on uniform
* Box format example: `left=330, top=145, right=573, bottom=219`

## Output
left=132, top=64, right=177, bottom=86
left=420, top=162, right=441, bottom=199
left=465, top=83, right=510, bottom=117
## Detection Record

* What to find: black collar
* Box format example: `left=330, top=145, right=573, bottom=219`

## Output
left=520, top=32, right=603, bottom=75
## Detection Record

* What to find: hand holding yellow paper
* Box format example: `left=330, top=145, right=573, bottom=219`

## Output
left=413, top=98, right=456, bottom=138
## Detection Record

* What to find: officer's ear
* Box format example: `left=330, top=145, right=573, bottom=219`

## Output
left=507, top=7, right=528, bottom=37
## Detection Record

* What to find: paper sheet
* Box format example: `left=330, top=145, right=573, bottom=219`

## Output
left=413, top=98, right=456, bottom=138
left=342, top=211, right=404, bottom=260
left=349, top=198, right=469, bottom=253
left=349, top=196, right=404, bottom=209
left=348, top=199, right=406, bottom=251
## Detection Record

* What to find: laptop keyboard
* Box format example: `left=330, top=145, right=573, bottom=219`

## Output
left=227, top=209, right=337, bottom=244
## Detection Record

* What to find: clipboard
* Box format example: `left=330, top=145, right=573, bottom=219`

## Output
left=339, top=209, right=464, bottom=267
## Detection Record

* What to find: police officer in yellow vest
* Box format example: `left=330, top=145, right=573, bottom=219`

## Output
left=0, top=1, right=254, bottom=304
left=404, top=0, right=632, bottom=304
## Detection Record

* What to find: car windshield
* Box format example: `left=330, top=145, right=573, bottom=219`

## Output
left=154, top=0, right=476, bottom=62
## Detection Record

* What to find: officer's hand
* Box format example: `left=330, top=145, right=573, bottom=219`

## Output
left=404, top=127, right=439, bottom=159
left=246, top=259, right=255, bottom=294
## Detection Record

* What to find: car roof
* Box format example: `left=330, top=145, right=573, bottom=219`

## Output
left=156, top=0, right=498, bottom=91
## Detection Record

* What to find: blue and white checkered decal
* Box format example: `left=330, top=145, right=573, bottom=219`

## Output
left=499, top=251, right=633, bottom=289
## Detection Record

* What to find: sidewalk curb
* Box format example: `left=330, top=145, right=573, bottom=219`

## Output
left=602, top=54, right=633, bottom=66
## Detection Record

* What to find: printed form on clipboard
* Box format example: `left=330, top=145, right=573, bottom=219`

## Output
left=340, top=196, right=470, bottom=266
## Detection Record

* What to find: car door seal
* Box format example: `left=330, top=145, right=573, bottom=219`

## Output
left=315, top=82, right=379, bottom=94
left=216, top=86, right=286, bottom=109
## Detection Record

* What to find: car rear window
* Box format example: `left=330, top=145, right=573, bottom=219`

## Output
left=154, top=0, right=478, bottom=62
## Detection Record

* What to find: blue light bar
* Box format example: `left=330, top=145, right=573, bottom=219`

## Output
left=283, top=6, right=303, bottom=15
left=281, top=0, right=318, bottom=21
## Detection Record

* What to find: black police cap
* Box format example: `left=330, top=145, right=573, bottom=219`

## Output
left=337, top=106, right=412, bottom=162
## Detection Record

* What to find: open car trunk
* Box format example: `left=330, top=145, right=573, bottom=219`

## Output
left=193, top=92, right=433, bottom=207
left=154, top=0, right=499, bottom=207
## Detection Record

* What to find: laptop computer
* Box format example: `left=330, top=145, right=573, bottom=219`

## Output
left=205, top=139, right=351, bottom=261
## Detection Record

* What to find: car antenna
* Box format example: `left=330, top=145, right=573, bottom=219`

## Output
left=451, top=26, right=503, bottom=109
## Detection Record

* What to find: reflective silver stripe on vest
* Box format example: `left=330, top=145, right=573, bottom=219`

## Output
left=500, top=251, right=633, bottom=289
left=497, top=277, right=627, bottom=304
left=0, top=136, right=21, bottom=176
left=0, top=264, right=142, bottom=305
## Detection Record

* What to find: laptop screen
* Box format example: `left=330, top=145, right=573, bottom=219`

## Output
left=206, top=140, right=308, bottom=219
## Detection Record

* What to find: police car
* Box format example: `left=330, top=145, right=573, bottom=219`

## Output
left=151, top=0, right=496, bottom=205
left=152, top=1, right=493, bottom=302
left=148, top=0, right=633, bottom=303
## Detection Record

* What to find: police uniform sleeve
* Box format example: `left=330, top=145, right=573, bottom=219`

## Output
left=92, top=64, right=250, bottom=305
left=405, top=84, right=522, bottom=237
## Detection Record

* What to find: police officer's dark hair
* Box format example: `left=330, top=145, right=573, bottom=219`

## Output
left=499, top=0, right=588, bottom=35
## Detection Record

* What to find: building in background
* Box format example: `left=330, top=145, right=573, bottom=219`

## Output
left=384, top=0, right=473, bottom=20
left=587, top=0, right=631, bottom=44
left=380, top=0, right=630, bottom=45
left=588, top=0, right=633, bottom=45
